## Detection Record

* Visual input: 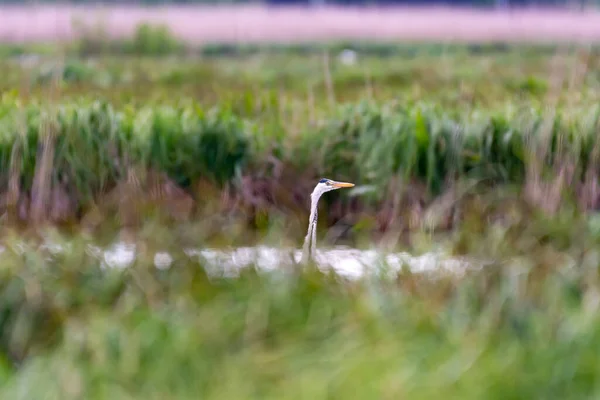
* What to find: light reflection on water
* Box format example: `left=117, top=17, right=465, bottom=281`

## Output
left=99, top=242, right=476, bottom=279
left=0, top=240, right=480, bottom=279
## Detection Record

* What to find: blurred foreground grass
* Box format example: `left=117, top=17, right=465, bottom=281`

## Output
left=0, top=207, right=598, bottom=399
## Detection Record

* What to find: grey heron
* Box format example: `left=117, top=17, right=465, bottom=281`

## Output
left=301, top=178, right=355, bottom=263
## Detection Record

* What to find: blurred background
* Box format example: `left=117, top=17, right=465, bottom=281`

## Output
left=1, top=1, right=600, bottom=399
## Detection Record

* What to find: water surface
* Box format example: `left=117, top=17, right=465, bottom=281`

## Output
left=100, top=242, right=477, bottom=279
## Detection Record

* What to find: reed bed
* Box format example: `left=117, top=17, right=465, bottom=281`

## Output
left=0, top=96, right=597, bottom=235
left=0, top=45, right=596, bottom=240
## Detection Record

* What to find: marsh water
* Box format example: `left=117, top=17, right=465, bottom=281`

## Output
left=4, top=236, right=477, bottom=279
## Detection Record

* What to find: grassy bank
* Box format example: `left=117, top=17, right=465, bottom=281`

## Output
left=2, top=44, right=587, bottom=107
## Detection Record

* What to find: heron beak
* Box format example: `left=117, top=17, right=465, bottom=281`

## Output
left=332, top=181, right=355, bottom=188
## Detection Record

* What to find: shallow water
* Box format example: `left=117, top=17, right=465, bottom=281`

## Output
left=99, top=242, right=478, bottom=279
left=0, top=238, right=481, bottom=279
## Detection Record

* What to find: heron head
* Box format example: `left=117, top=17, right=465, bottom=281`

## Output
left=312, top=178, right=355, bottom=197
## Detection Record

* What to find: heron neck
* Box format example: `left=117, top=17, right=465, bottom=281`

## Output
left=301, top=191, right=322, bottom=263
left=309, top=191, right=320, bottom=226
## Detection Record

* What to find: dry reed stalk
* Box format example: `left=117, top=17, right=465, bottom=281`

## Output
left=573, top=47, right=600, bottom=210
left=578, top=109, right=600, bottom=210
left=363, top=66, right=374, bottom=102
left=322, top=51, right=336, bottom=111
left=220, top=182, right=241, bottom=217
left=277, top=89, right=287, bottom=129
left=5, top=141, right=22, bottom=223
left=30, top=40, right=73, bottom=225
left=375, top=176, right=427, bottom=249
left=5, top=36, right=34, bottom=224
left=146, top=170, right=194, bottom=221
left=579, top=167, right=600, bottom=210
left=523, top=46, right=570, bottom=213
left=96, top=164, right=145, bottom=228
left=30, top=116, right=57, bottom=224
left=306, top=81, right=316, bottom=125
left=422, top=180, right=466, bottom=233
left=289, top=99, right=302, bottom=140
left=194, top=178, right=223, bottom=210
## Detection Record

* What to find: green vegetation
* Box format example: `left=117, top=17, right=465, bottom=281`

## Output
left=0, top=213, right=599, bottom=399
left=0, top=96, right=598, bottom=225
left=74, top=22, right=188, bottom=57
left=1, top=44, right=600, bottom=230
left=0, top=39, right=600, bottom=398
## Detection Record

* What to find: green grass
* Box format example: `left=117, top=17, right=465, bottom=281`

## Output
left=3, top=41, right=598, bottom=105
